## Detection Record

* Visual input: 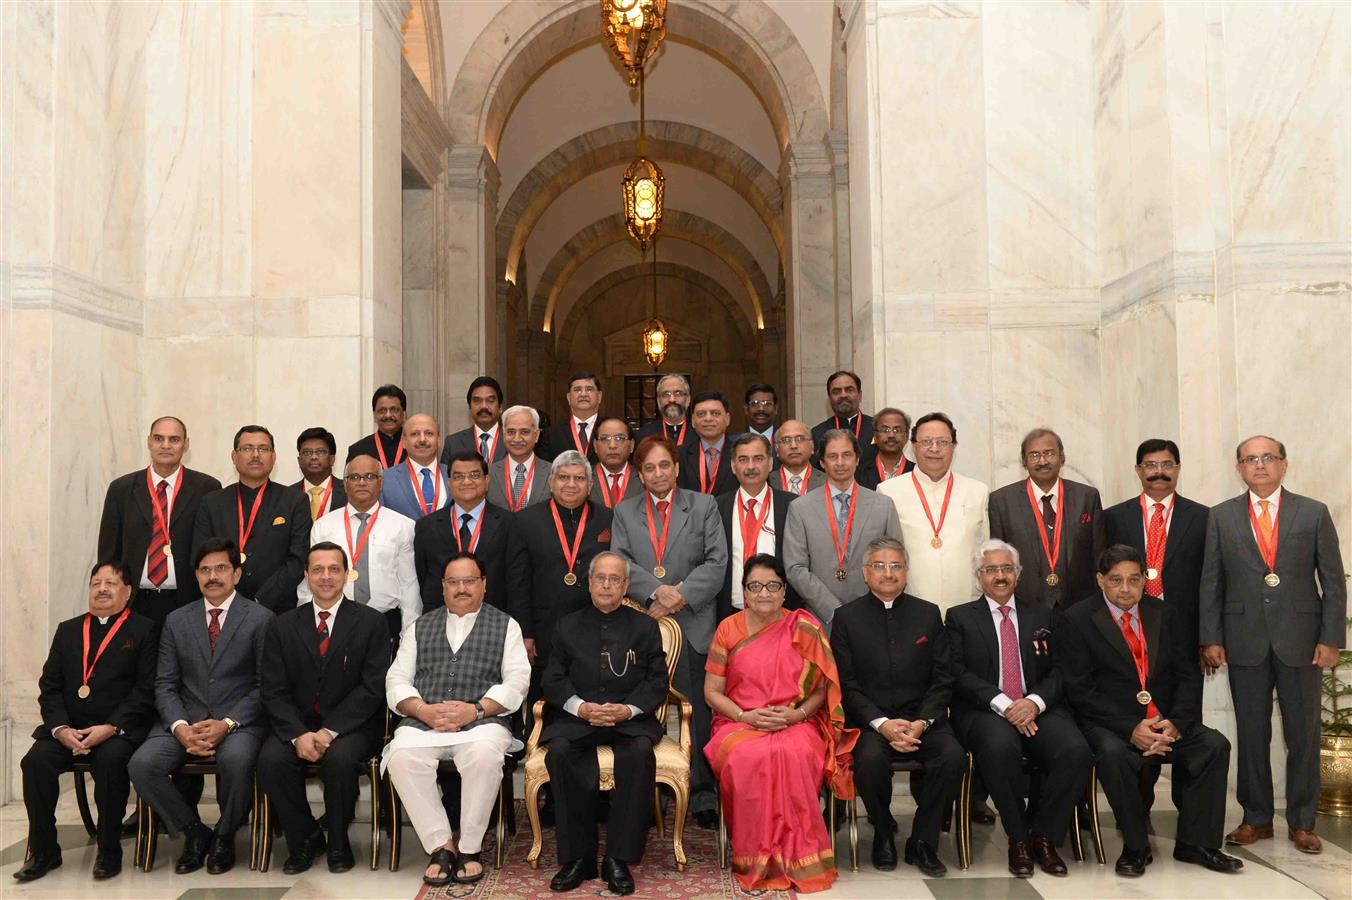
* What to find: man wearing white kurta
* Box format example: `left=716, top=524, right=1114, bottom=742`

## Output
left=383, top=552, right=530, bottom=884
left=879, top=412, right=989, bottom=613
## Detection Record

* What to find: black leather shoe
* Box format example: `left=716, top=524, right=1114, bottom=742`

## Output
left=92, top=853, right=121, bottom=880
left=1174, top=843, right=1243, bottom=873
left=550, top=858, right=597, bottom=892
left=12, top=851, right=61, bottom=882
left=904, top=838, right=947, bottom=877
left=283, top=827, right=327, bottom=875
left=1007, top=839, right=1033, bottom=877
left=602, top=856, right=635, bottom=895
left=970, top=799, right=997, bottom=825
left=175, top=824, right=212, bottom=874
left=871, top=830, right=897, bottom=870
left=693, top=809, right=719, bottom=830
left=1115, top=846, right=1149, bottom=877
left=327, top=842, right=355, bottom=873
left=206, top=833, right=236, bottom=874
left=1030, top=833, right=1068, bottom=876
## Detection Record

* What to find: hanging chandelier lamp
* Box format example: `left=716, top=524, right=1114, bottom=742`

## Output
left=601, top=0, right=668, bottom=85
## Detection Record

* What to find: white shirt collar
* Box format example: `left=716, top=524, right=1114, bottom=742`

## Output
left=453, top=499, right=487, bottom=520
left=599, top=463, right=628, bottom=478
left=347, top=501, right=380, bottom=518
left=649, top=489, right=675, bottom=505
left=737, top=484, right=770, bottom=505
left=302, top=473, right=332, bottom=490
left=205, top=591, right=237, bottom=618
left=782, top=464, right=811, bottom=480
left=571, top=414, right=598, bottom=430
left=985, top=595, right=1016, bottom=616
left=1141, top=491, right=1175, bottom=510
left=1249, top=486, right=1283, bottom=510
left=151, top=466, right=183, bottom=489
left=1028, top=477, right=1061, bottom=500
left=475, top=423, right=498, bottom=440
left=314, top=596, right=342, bottom=624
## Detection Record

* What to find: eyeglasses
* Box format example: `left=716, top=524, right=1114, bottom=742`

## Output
left=442, top=576, right=484, bottom=588
left=589, top=574, right=626, bottom=587
left=746, top=400, right=775, bottom=410
left=978, top=564, right=1017, bottom=576
left=450, top=471, right=485, bottom=482
left=236, top=445, right=273, bottom=455
left=196, top=563, right=236, bottom=576
left=298, top=448, right=331, bottom=458
left=915, top=438, right=953, bottom=449
left=658, top=390, right=688, bottom=400
left=866, top=562, right=907, bottom=574
left=744, top=580, right=785, bottom=594
left=1025, top=450, right=1059, bottom=462
left=595, top=434, right=630, bottom=445
left=776, top=435, right=809, bottom=445
left=1138, top=461, right=1177, bottom=472
left=1239, top=454, right=1283, bottom=467
left=503, top=428, right=537, bottom=438
left=876, top=425, right=907, bottom=436
left=344, top=472, right=381, bottom=483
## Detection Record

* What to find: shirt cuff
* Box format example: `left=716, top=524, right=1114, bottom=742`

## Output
left=170, top=719, right=189, bottom=734
left=870, top=717, right=888, bottom=733
left=564, top=696, right=584, bottom=717
left=990, top=694, right=1012, bottom=715
left=1027, top=694, right=1046, bottom=714
left=325, top=728, right=339, bottom=739
left=626, top=704, right=643, bottom=720
left=51, top=725, right=69, bottom=738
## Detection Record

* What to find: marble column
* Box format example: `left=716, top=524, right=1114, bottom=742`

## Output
left=441, top=145, right=500, bottom=429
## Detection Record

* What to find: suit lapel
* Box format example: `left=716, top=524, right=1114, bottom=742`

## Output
left=1140, top=601, right=1162, bottom=678
left=1273, top=492, right=1300, bottom=570
left=323, top=604, right=358, bottom=664
left=1232, top=494, right=1269, bottom=569
left=974, top=602, right=1001, bottom=670
left=210, top=600, right=247, bottom=667
left=296, top=603, right=322, bottom=667
left=134, top=469, right=156, bottom=528
left=191, top=603, right=214, bottom=666
left=665, top=490, right=693, bottom=546
left=1015, top=602, right=1039, bottom=679
left=1090, top=601, right=1135, bottom=671
left=1161, top=498, right=1192, bottom=568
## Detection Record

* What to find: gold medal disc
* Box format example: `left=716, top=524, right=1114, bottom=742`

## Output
left=563, top=572, right=578, bottom=586
left=653, top=565, right=666, bottom=579
left=1146, top=567, right=1159, bottom=580
left=77, top=684, right=91, bottom=699
left=836, top=568, right=847, bottom=581
left=1136, top=690, right=1152, bottom=706
left=1045, top=573, right=1059, bottom=586
left=347, top=569, right=359, bottom=583
left=1264, top=572, right=1280, bottom=588
left=930, top=535, right=943, bottom=549
left=239, top=552, right=248, bottom=563
left=163, top=544, right=173, bottom=557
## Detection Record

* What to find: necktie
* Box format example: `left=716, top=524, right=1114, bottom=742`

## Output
left=353, top=512, right=371, bottom=605
left=1041, top=493, right=1056, bottom=530
left=741, top=498, right=760, bottom=557
left=479, top=432, right=490, bottom=459
left=147, top=479, right=170, bottom=586
left=998, top=606, right=1024, bottom=700
left=316, top=610, right=331, bottom=657
left=577, top=421, right=589, bottom=449
left=459, top=512, right=474, bottom=550
left=790, top=474, right=802, bottom=493
left=1120, top=611, right=1158, bottom=717
left=837, top=491, right=850, bottom=523
left=208, top=608, right=222, bottom=654
left=1257, top=499, right=1274, bottom=546
left=420, top=467, right=435, bottom=507
left=309, top=484, right=325, bottom=520
left=513, top=463, right=526, bottom=500
left=611, top=473, right=622, bottom=497
left=656, top=500, right=670, bottom=519
left=1145, top=502, right=1166, bottom=596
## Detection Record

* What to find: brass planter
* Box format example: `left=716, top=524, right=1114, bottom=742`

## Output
left=1318, top=734, right=1352, bottom=817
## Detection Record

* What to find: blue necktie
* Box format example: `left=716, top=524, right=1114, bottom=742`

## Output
left=420, top=467, right=434, bottom=507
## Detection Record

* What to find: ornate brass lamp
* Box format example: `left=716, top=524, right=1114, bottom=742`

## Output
left=621, top=156, right=664, bottom=251
left=601, top=0, right=667, bottom=85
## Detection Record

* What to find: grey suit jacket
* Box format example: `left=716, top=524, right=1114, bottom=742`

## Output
left=441, top=426, right=508, bottom=467
left=486, top=454, right=551, bottom=511
left=773, top=466, right=826, bottom=496
left=1199, top=490, right=1346, bottom=667
left=783, top=483, right=901, bottom=623
left=380, top=462, right=449, bottom=521
left=153, top=595, right=273, bottom=738
left=610, top=488, right=728, bottom=652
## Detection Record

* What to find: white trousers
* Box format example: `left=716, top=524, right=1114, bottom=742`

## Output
left=386, top=741, right=505, bottom=853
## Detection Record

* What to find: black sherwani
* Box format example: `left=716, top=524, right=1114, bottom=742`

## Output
left=346, top=429, right=404, bottom=466
left=540, top=605, right=668, bottom=863
left=192, top=480, right=311, bottom=612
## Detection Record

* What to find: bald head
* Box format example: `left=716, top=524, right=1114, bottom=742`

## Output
left=402, top=414, right=442, bottom=466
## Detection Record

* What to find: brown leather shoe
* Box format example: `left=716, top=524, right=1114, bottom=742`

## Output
left=1289, top=829, right=1322, bottom=854
left=1007, top=839, right=1034, bottom=878
left=1224, top=823, right=1273, bottom=845
left=1030, top=833, right=1068, bottom=876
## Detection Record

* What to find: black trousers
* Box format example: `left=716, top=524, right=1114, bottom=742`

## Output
left=853, top=723, right=965, bottom=847
left=963, top=711, right=1091, bottom=843
left=1085, top=723, right=1229, bottom=852
left=22, top=735, right=136, bottom=857
left=256, top=732, right=372, bottom=855
left=545, top=729, right=657, bottom=864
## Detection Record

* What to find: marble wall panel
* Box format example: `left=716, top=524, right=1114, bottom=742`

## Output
left=5, top=2, right=55, bottom=264
left=101, top=0, right=152, bottom=298
left=1160, top=1, right=1214, bottom=253
left=256, top=336, right=365, bottom=485
left=1099, top=303, right=1182, bottom=505
left=1174, top=291, right=1229, bottom=506
left=51, top=1, right=110, bottom=280
left=403, top=190, right=436, bottom=291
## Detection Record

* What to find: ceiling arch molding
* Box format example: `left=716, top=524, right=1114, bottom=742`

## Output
left=498, top=120, right=783, bottom=285
left=533, top=209, right=775, bottom=334
left=558, top=262, right=755, bottom=357
left=446, top=0, right=828, bottom=158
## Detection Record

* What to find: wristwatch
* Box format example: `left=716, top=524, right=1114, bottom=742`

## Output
left=473, top=702, right=486, bottom=721
left=921, top=718, right=935, bottom=733
left=223, top=717, right=240, bottom=734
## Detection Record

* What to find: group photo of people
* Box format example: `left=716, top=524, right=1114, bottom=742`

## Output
left=13, top=370, right=1347, bottom=897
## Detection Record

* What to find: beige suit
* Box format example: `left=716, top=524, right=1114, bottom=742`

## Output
left=879, top=469, right=989, bottom=612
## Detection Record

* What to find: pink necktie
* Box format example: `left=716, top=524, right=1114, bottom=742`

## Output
left=998, top=606, right=1024, bottom=700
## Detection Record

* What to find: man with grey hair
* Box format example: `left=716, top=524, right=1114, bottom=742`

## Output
left=637, top=374, right=695, bottom=450
left=945, top=539, right=1090, bottom=877
left=832, top=536, right=964, bottom=876
left=488, top=405, right=550, bottom=512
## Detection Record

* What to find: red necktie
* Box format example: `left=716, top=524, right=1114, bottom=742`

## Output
left=998, top=606, right=1024, bottom=700
left=208, top=608, right=222, bottom=654
left=316, top=610, right=331, bottom=657
left=1120, top=611, right=1158, bottom=717
left=1145, top=502, right=1165, bottom=596
left=741, top=498, right=760, bottom=558
left=656, top=500, right=670, bottom=520
left=147, top=479, right=170, bottom=586
left=611, top=473, right=622, bottom=496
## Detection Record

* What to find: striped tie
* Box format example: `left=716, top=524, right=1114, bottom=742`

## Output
left=146, top=479, right=170, bottom=586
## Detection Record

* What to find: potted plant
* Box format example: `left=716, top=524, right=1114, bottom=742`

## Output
left=1318, top=616, right=1352, bottom=817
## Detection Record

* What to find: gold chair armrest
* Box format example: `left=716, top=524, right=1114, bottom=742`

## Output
left=526, top=699, right=547, bottom=752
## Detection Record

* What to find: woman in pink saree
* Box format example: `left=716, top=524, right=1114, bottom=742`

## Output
left=704, top=554, right=858, bottom=892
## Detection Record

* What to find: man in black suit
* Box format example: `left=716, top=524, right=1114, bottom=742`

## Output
left=540, top=370, right=603, bottom=462
left=715, top=432, right=800, bottom=623
left=677, top=391, right=737, bottom=496
left=989, top=428, right=1105, bottom=609
left=636, top=374, right=695, bottom=450
left=506, top=451, right=613, bottom=671
left=810, top=370, right=874, bottom=462
left=590, top=416, right=639, bottom=509
left=258, top=542, right=390, bottom=874
left=192, top=425, right=310, bottom=612
left=1056, top=545, right=1241, bottom=877
left=832, top=536, right=965, bottom=877
left=413, top=450, right=520, bottom=623
left=946, top=540, right=1090, bottom=878
left=856, top=407, right=914, bottom=490
left=15, top=560, right=158, bottom=883
left=98, top=415, right=221, bottom=624
left=292, top=427, right=347, bottom=521
left=541, top=551, right=669, bottom=896
left=345, top=384, right=407, bottom=467
left=742, top=382, right=779, bottom=444
left=440, top=375, right=508, bottom=467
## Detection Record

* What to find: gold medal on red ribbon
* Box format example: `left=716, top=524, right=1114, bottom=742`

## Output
left=343, top=504, right=382, bottom=587
left=79, top=609, right=131, bottom=703
left=598, top=466, right=631, bottom=509
left=1146, top=567, right=1159, bottom=581
left=563, top=572, right=578, bottom=586
left=825, top=484, right=858, bottom=585
left=1026, top=480, right=1064, bottom=588
left=1248, top=500, right=1283, bottom=590
left=77, top=684, right=91, bottom=699
left=549, top=500, right=589, bottom=590
left=1136, top=690, right=1152, bottom=706
left=163, top=544, right=173, bottom=557
left=653, top=565, right=667, bottom=579
left=913, top=471, right=954, bottom=553
left=146, top=467, right=185, bottom=561
left=645, top=492, right=674, bottom=582
left=347, top=570, right=359, bottom=583
left=1045, top=573, right=1059, bottom=586
left=835, top=568, right=847, bottom=581
left=236, top=482, right=268, bottom=562
left=1264, top=572, right=1280, bottom=588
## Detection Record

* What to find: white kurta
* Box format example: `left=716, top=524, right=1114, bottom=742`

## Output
left=878, top=469, right=990, bottom=612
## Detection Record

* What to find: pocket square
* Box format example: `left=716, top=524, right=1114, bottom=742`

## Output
left=1079, top=512, right=1091, bottom=524
left=597, top=528, right=612, bottom=544
left=272, top=516, right=286, bottom=525
left=915, top=635, right=929, bottom=645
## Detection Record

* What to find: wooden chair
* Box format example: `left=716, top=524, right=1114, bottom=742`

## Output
left=955, top=751, right=1085, bottom=869
left=1084, top=758, right=1170, bottom=864
left=251, top=752, right=383, bottom=871
left=845, top=756, right=971, bottom=871
left=523, top=601, right=693, bottom=871
left=134, top=760, right=260, bottom=872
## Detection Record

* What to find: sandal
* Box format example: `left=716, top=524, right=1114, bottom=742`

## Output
left=455, top=850, right=485, bottom=884
left=423, top=847, right=456, bottom=886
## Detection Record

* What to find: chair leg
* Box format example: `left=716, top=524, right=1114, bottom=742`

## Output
left=670, top=781, right=688, bottom=871
left=848, top=797, right=859, bottom=873
left=388, top=780, right=402, bottom=872
left=1070, top=795, right=1085, bottom=862
left=524, top=775, right=546, bottom=870
left=369, top=762, right=382, bottom=871
left=1088, top=766, right=1105, bottom=865
left=653, top=788, right=666, bottom=838
left=717, top=796, right=727, bottom=869
left=957, top=753, right=974, bottom=869
left=73, top=771, right=97, bottom=838
left=495, top=777, right=508, bottom=870
left=140, top=798, right=158, bottom=873
left=259, top=793, right=272, bottom=873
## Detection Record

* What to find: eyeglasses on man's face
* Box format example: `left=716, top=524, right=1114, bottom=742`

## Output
left=865, top=562, right=907, bottom=574
left=589, top=574, right=626, bottom=587
left=1138, top=461, right=1177, bottom=472
left=1239, top=454, right=1283, bottom=467
left=344, top=472, right=381, bottom=483
left=442, top=576, right=484, bottom=589
left=978, top=564, right=1017, bottom=576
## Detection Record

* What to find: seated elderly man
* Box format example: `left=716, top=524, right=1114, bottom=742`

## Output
left=541, top=551, right=669, bottom=895
left=384, top=552, right=530, bottom=887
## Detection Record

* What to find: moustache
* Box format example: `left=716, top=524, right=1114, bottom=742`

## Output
left=1147, top=474, right=1170, bottom=482
left=95, top=592, right=113, bottom=599
left=993, top=579, right=1010, bottom=587
left=206, top=580, right=223, bottom=587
